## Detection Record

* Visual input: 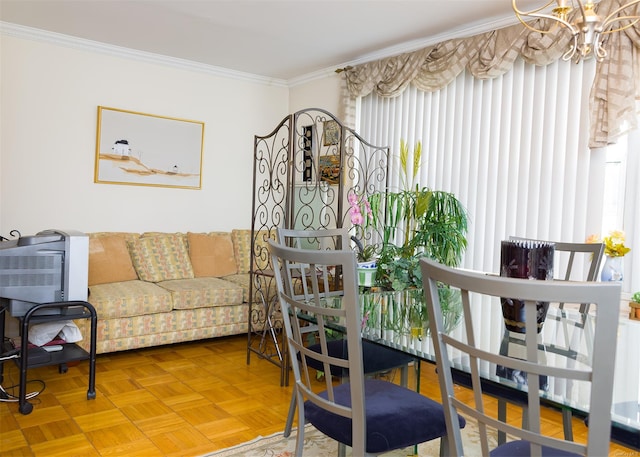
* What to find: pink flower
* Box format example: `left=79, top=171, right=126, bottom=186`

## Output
left=351, top=209, right=364, bottom=225
left=363, top=200, right=373, bottom=218
left=361, top=311, right=370, bottom=330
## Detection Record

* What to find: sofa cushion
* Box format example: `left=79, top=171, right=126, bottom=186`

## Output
left=188, top=232, right=238, bottom=277
left=232, top=229, right=275, bottom=274
left=74, top=305, right=249, bottom=354
left=88, top=235, right=138, bottom=286
left=157, top=277, right=244, bottom=309
left=90, top=232, right=141, bottom=244
left=128, top=233, right=194, bottom=282
left=223, top=273, right=277, bottom=304
left=231, top=230, right=252, bottom=274
left=88, top=280, right=173, bottom=319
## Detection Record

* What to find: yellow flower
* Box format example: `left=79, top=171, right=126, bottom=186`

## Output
left=585, top=233, right=600, bottom=244
left=588, top=230, right=631, bottom=257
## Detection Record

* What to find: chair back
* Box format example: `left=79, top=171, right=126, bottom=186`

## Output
left=420, top=257, right=621, bottom=457
left=509, top=237, right=605, bottom=314
left=277, top=227, right=351, bottom=251
left=269, top=239, right=368, bottom=452
left=276, top=227, right=350, bottom=300
left=509, top=236, right=605, bottom=282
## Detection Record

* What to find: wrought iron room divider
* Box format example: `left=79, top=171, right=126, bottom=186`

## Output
left=247, top=108, right=390, bottom=384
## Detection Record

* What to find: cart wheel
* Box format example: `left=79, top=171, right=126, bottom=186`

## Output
left=87, top=391, right=96, bottom=400
left=59, top=363, right=68, bottom=374
left=19, top=401, right=33, bottom=415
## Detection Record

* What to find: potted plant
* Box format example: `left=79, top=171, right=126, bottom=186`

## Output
left=352, top=237, right=379, bottom=288
left=348, top=192, right=380, bottom=287
left=357, top=140, right=467, bottom=335
left=587, top=230, right=631, bottom=282
left=369, top=140, right=468, bottom=290
left=630, top=292, right=640, bottom=321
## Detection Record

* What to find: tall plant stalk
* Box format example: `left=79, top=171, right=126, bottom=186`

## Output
left=367, top=140, right=468, bottom=290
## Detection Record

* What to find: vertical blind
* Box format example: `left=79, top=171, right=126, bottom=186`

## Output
left=356, top=57, right=608, bottom=280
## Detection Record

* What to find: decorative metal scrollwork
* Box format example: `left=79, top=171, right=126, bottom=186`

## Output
left=247, top=108, right=390, bottom=385
left=0, top=230, right=21, bottom=242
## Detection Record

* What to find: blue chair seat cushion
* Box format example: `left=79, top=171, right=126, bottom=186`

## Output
left=490, top=440, right=580, bottom=456
left=304, top=378, right=466, bottom=454
left=304, top=339, right=415, bottom=377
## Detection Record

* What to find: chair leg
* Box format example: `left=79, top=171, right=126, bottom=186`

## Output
left=562, top=408, right=574, bottom=441
left=294, top=426, right=305, bottom=457
left=497, top=398, right=507, bottom=445
left=522, top=405, right=529, bottom=429
left=284, top=390, right=296, bottom=437
left=400, top=364, right=409, bottom=387
left=294, top=396, right=306, bottom=457
left=439, top=435, right=450, bottom=457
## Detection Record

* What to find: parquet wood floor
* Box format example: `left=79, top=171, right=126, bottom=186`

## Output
left=0, top=335, right=633, bottom=456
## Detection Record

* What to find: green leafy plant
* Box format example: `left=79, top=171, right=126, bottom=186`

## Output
left=351, top=236, right=379, bottom=262
left=632, top=291, right=640, bottom=304
left=377, top=250, right=423, bottom=291
left=367, top=140, right=468, bottom=291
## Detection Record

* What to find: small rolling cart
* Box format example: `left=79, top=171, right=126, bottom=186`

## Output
left=0, top=300, right=97, bottom=415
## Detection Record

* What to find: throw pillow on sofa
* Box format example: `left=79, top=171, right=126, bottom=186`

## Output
left=88, top=235, right=139, bottom=285
left=128, top=233, right=194, bottom=282
left=188, top=232, right=238, bottom=277
left=232, top=229, right=276, bottom=273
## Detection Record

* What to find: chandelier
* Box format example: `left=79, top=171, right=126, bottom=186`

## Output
left=512, top=0, right=640, bottom=61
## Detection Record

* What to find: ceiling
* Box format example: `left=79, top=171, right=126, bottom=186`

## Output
left=0, top=0, right=542, bottom=81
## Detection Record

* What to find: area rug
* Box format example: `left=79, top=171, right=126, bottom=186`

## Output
left=203, top=418, right=493, bottom=457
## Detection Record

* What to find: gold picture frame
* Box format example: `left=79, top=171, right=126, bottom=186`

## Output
left=95, top=106, right=204, bottom=189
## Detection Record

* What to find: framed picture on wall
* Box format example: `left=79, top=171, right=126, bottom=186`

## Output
left=323, top=120, right=340, bottom=146
left=318, top=154, right=340, bottom=184
left=94, top=106, right=205, bottom=189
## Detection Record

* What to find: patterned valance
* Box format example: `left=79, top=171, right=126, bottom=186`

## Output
left=343, top=0, right=640, bottom=148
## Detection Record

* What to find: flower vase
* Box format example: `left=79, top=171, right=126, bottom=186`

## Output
left=499, top=239, right=555, bottom=334
left=601, top=255, right=623, bottom=282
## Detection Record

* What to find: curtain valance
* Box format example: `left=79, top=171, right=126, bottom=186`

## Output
left=343, top=0, right=640, bottom=148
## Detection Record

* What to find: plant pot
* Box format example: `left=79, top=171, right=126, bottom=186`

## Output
left=629, top=301, right=640, bottom=321
left=357, top=260, right=377, bottom=288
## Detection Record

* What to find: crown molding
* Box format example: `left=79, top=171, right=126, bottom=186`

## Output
left=290, top=14, right=521, bottom=87
left=3, top=13, right=520, bottom=89
left=0, top=21, right=289, bottom=88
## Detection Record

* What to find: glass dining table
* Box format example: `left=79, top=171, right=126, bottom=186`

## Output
left=316, top=287, right=640, bottom=450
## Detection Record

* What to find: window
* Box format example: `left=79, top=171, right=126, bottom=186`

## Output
left=357, top=57, right=637, bottom=294
left=602, top=137, right=627, bottom=236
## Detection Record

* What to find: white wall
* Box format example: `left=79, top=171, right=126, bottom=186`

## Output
left=289, top=72, right=343, bottom=117
left=0, top=34, right=289, bottom=236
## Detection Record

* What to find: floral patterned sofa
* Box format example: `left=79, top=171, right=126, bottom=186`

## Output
left=74, top=230, right=258, bottom=354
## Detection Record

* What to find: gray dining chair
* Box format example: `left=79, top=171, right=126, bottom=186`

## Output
left=506, top=237, right=605, bottom=441
left=276, top=227, right=416, bottom=442
left=509, top=237, right=605, bottom=285
left=420, top=257, right=621, bottom=457
left=270, top=240, right=464, bottom=456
